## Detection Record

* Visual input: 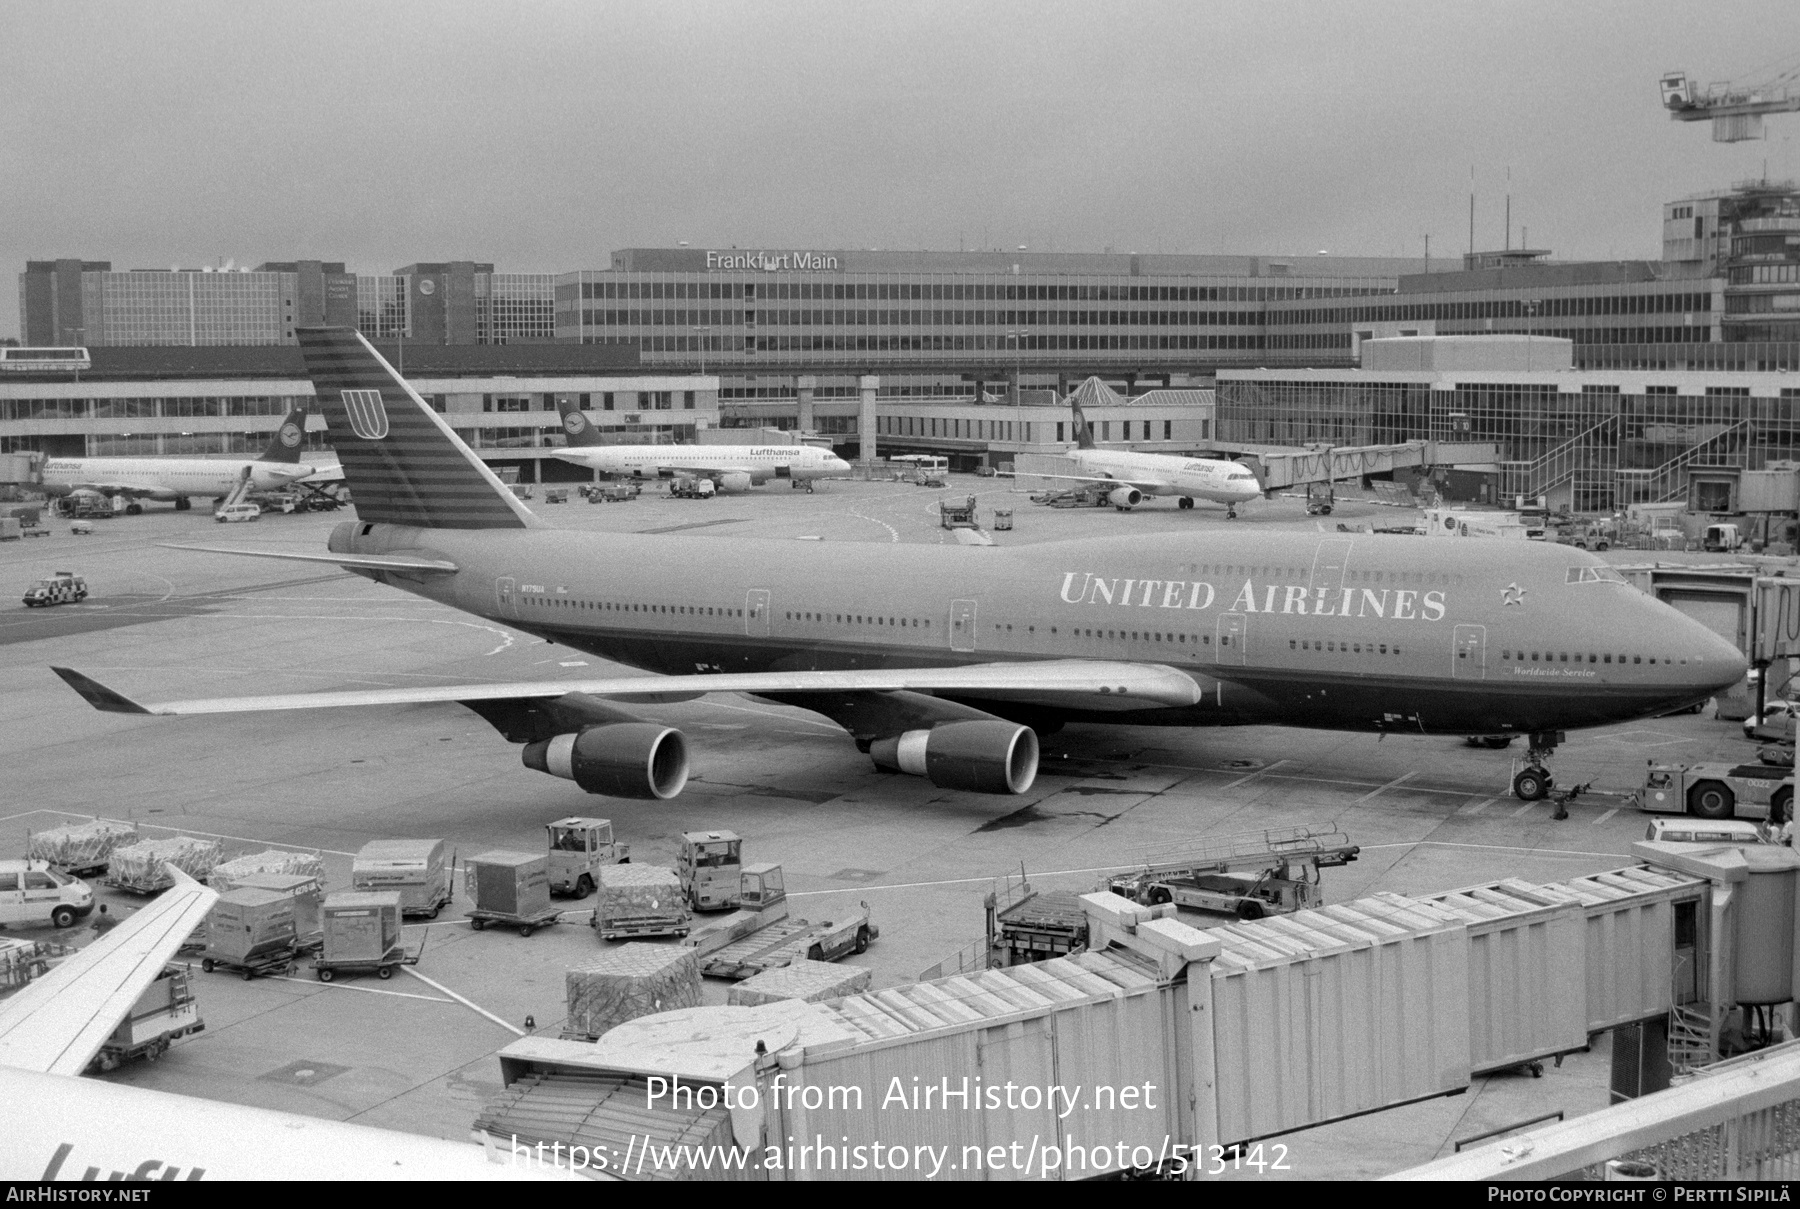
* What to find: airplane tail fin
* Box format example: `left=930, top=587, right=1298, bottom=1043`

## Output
left=294, top=328, right=540, bottom=530
left=553, top=394, right=605, bottom=448
left=256, top=396, right=311, bottom=464
left=1069, top=391, right=1096, bottom=450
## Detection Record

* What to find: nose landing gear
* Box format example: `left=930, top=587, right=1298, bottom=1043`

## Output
left=1511, top=730, right=1566, bottom=801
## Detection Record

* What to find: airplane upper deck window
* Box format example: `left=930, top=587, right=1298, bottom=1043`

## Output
left=1566, top=566, right=1628, bottom=585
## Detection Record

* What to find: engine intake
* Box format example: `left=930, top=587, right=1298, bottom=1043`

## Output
left=868, top=720, right=1038, bottom=795
left=522, top=723, right=689, bottom=799
left=1108, top=486, right=1143, bottom=509
left=717, top=472, right=753, bottom=493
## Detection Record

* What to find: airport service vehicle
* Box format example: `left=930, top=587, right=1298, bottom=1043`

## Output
left=0, top=867, right=572, bottom=1181
left=86, top=965, right=204, bottom=1072
left=545, top=817, right=629, bottom=898
left=677, top=830, right=742, bottom=911
left=213, top=503, right=261, bottom=524
left=55, top=327, right=1748, bottom=807
left=592, top=864, right=688, bottom=940
left=686, top=863, right=874, bottom=979
left=1631, top=759, right=1794, bottom=822
left=552, top=395, right=850, bottom=492
left=0, top=860, right=94, bottom=929
left=1704, top=523, right=1743, bottom=553
left=1305, top=482, right=1335, bottom=516
left=1744, top=699, right=1800, bottom=739
left=668, top=475, right=715, bottom=499
left=1016, top=377, right=1263, bottom=517
left=1643, top=817, right=1770, bottom=845
left=1552, top=522, right=1612, bottom=552
left=22, top=572, right=86, bottom=608
left=38, top=397, right=317, bottom=512
left=1106, top=826, right=1361, bottom=921
left=940, top=495, right=979, bottom=530
left=1421, top=508, right=1535, bottom=540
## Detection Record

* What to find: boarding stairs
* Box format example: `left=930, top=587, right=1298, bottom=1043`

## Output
left=1497, top=415, right=1620, bottom=505
left=1668, top=1002, right=1717, bottom=1073
left=1631, top=420, right=1750, bottom=505
left=219, top=466, right=256, bottom=510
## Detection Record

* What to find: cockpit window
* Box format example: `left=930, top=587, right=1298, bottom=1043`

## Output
left=1566, top=566, right=1627, bottom=585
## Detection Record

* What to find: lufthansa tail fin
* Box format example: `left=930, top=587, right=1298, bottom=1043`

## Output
left=553, top=394, right=606, bottom=448
left=256, top=396, right=311, bottom=464
left=1069, top=391, right=1096, bottom=451
left=294, top=328, right=540, bottom=530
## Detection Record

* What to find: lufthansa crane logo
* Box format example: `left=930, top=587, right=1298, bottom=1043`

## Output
left=340, top=390, right=389, bottom=440
left=563, top=410, right=589, bottom=435
left=277, top=423, right=302, bottom=448
left=1501, top=582, right=1527, bottom=607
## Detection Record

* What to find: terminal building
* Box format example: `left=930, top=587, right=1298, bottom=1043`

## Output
left=11, top=179, right=1800, bottom=496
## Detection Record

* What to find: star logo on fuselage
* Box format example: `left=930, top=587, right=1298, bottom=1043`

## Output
left=1502, top=582, right=1527, bottom=607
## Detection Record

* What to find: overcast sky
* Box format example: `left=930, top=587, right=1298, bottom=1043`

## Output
left=3, top=0, right=1797, bottom=337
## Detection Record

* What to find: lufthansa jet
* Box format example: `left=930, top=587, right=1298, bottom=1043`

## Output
left=1023, top=377, right=1263, bottom=516
left=54, top=329, right=1745, bottom=806
left=40, top=397, right=319, bottom=513
left=549, top=396, right=850, bottom=493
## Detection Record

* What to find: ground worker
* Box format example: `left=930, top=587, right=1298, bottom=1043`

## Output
left=89, top=904, right=118, bottom=935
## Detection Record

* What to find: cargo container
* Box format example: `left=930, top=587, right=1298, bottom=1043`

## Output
left=467, top=850, right=560, bottom=937
left=26, top=819, right=139, bottom=877
left=200, top=888, right=297, bottom=979
left=351, top=838, right=451, bottom=918
left=88, top=965, right=204, bottom=1071
left=727, top=959, right=872, bottom=1006
left=594, top=864, right=689, bottom=940
left=234, top=872, right=326, bottom=951
left=564, top=945, right=702, bottom=1040
left=314, top=891, right=413, bottom=980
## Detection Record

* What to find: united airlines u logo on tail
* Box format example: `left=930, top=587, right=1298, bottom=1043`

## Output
left=341, top=390, right=389, bottom=440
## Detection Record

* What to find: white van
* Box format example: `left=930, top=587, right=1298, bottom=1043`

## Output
left=0, top=859, right=95, bottom=929
left=1644, top=818, right=1768, bottom=846
left=214, top=503, right=261, bottom=524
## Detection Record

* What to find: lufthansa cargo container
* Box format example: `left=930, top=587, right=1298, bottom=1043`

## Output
left=321, top=891, right=403, bottom=965
left=204, top=888, right=297, bottom=967
left=352, top=839, right=450, bottom=918
left=468, top=851, right=552, bottom=919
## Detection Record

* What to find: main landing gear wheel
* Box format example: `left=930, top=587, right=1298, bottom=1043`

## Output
left=1226, top=507, right=1239, bottom=519
left=1512, top=767, right=1551, bottom=801
left=1178, top=497, right=1194, bottom=510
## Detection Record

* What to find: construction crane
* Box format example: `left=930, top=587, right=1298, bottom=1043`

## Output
left=1662, top=54, right=1800, bottom=143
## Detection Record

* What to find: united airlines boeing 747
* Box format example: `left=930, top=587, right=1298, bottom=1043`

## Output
left=54, top=329, right=1746, bottom=806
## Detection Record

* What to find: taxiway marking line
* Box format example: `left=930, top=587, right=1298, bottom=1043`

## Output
left=1593, top=808, right=1619, bottom=825
left=1510, top=801, right=1539, bottom=817
left=1461, top=798, right=1497, bottom=816
left=1222, top=759, right=1289, bottom=790
left=1356, top=771, right=1417, bottom=802
left=268, top=975, right=454, bottom=1003
left=402, top=967, right=525, bottom=1036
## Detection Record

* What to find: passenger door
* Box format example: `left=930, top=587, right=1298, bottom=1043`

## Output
left=745, top=589, right=771, bottom=638
left=950, top=599, right=977, bottom=653
left=1452, top=624, right=1487, bottom=679
left=495, top=576, right=517, bottom=621
left=1217, top=612, right=1247, bottom=665
left=1310, top=538, right=1353, bottom=595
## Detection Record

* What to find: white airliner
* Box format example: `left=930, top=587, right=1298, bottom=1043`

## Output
left=549, top=396, right=850, bottom=491
left=40, top=399, right=319, bottom=512
left=1026, top=377, right=1264, bottom=517
left=0, top=865, right=577, bottom=1181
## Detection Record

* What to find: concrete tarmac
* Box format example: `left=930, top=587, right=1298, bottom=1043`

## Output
left=0, top=477, right=1765, bottom=1178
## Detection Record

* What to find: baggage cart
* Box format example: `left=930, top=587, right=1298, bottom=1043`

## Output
left=467, top=850, right=561, bottom=936
left=88, top=965, right=204, bottom=1071
left=351, top=838, right=452, bottom=918
left=199, top=887, right=298, bottom=980
left=233, top=872, right=326, bottom=953
left=312, top=891, right=423, bottom=980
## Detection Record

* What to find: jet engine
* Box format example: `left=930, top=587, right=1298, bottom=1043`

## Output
left=1108, top=486, right=1143, bottom=509
left=521, top=724, right=689, bottom=799
left=717, top=472, right=753, bottom=493
left=868, top=719, right=1038, bottom=794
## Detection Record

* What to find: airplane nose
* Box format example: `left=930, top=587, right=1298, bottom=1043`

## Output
left=1693, top=626, right=1749, bottom=693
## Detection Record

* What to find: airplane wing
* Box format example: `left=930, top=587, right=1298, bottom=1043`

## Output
left=157, top=542, right=458, bottom=575
left=54, top=659, right=1203, bottom=716
left=1001, top=470, right=1167, bottom=493
left=66, top=482, right=160, bottom=499
left=0, top=868, right=217, bottom=1076
left=662, top=463, right=756, bottom=477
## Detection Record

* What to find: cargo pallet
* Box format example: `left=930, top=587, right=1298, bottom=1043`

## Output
left=312, top=943, right=418, bottom=982
left=467, top=906, right=563, bottom=937
left=200, top=947, right=297, bottom=981
left=591, top=912, right=690, bottom=941
left=106, top=873, right=179, bottom=896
